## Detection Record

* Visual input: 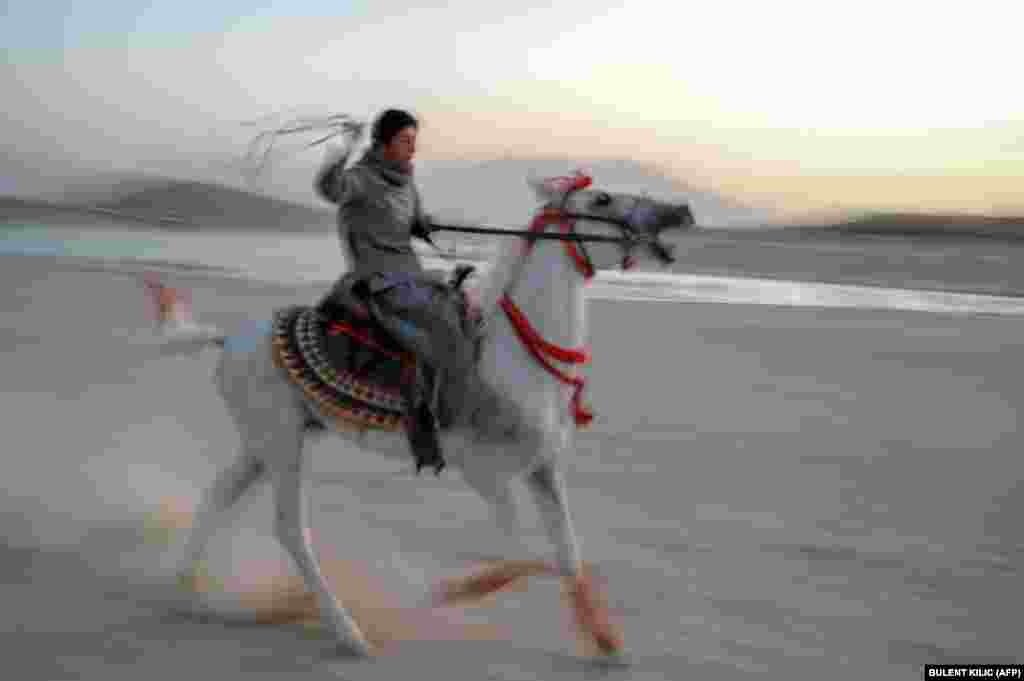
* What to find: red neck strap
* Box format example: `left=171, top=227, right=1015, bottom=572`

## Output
left=500, top=207, right=595, bottom=427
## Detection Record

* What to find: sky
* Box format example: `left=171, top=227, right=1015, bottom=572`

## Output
left=2, top=0, right=1023, bottom=214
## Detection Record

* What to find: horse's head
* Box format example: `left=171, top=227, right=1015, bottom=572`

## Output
left=527, top=171, right=695, bottom=271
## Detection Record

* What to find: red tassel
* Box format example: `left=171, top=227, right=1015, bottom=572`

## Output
left=571, top=388, right=594, bottom=427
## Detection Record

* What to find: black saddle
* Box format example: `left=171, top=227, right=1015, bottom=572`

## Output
left=314, top=264, right=477, bottom=382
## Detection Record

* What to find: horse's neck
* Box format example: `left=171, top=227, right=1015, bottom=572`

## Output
left=507, top=241, right=585, bottom=349
left=477, top=237, right=586, bottom=405
left=480, top=235, right=584, bottom=331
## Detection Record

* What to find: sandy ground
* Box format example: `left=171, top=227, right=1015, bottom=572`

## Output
left=1, top=253, right=1022, bottom=680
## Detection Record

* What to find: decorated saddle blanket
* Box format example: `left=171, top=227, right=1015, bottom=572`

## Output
left=270, top=305, right=412, bottom=432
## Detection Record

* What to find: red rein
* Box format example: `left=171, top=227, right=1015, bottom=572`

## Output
left=500, top=203, right=596, bottom=427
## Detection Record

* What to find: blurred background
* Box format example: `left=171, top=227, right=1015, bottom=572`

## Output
left=3, top=0, right=1022, bottom=221
left=2, top=2, right=1022, bottom=679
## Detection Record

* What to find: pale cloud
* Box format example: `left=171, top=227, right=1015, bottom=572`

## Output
left=3, top=0, right=1023, bottom=212
left=520, top=0, right=1023, bottom=130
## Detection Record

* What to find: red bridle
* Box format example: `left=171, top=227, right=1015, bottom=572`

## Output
left=499, top=184, right=598, bottom=428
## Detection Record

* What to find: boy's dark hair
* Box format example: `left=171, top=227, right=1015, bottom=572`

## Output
left=372, top=109, right=418, bottom=147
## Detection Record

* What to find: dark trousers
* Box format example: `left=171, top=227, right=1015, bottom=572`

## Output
left=367, top=280, right=479, bottom=428
left=360, top=278, right=531, bottom=465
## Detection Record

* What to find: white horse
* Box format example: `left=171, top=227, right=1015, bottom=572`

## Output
left=146, top=171, right=693, bottom=658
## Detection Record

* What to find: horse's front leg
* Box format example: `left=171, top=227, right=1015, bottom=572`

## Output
left=525, top=461, right=581, bottom=577
left=526, top=460, right=624, bottom=657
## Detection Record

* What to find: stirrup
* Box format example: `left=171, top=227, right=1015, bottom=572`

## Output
left=408, top=403, right=445, bottom=476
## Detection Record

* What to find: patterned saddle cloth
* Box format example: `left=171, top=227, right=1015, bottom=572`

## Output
left=270, top=304, right=414, bottom=432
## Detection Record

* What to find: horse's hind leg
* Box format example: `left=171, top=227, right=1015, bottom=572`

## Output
left=175, top=451, right=265, bottom=585
left=269, top=425, right=373, bottom=657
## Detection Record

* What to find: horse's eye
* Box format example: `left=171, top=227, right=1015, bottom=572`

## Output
left=592, top=192, right=612, bottom=208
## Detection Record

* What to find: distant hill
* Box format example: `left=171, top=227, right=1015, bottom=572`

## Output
left=90, top=177, right=334, bottom=231
left=1, top=175, right=335, bottom=232
left=0, top=196, right=66, bottom=221
left=823, top=212, right=1024, bottom=241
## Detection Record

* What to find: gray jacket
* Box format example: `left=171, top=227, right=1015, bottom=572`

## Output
left=315, top=148, right=430, bottom=290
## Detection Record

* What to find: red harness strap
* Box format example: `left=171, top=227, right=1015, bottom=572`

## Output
left=327, top=319, right=417, bottom=386
left=500, top=203, right=596, bottom=427
left=500, top=297, right=594, bottom=427
left=327, top=320, right=412, bottom=363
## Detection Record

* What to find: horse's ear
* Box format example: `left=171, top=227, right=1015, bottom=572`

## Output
left=527, top=172, right=587, bottom=202
left=676, top=203, right=696, bottom=227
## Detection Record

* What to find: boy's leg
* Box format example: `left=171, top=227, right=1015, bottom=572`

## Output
left=371, top=283, right=528, bottom=444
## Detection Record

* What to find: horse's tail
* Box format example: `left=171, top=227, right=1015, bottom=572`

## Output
left=140, top=274, right=227, bottom=354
